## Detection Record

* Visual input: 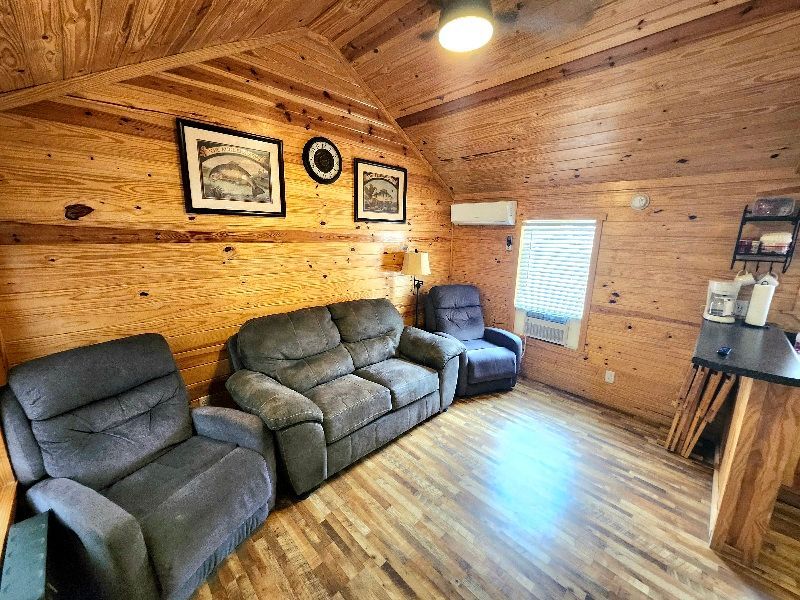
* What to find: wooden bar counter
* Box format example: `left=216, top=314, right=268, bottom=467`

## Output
left=691, top=320, right=800, bottom=564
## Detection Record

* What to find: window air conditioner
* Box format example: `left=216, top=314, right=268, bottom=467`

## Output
left=519, top=311, right=581, bottom=349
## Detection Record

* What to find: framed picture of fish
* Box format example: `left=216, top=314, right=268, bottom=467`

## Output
left=353, top=159, right=407, bottom=223
left=176, top=119, right=286, bottom=217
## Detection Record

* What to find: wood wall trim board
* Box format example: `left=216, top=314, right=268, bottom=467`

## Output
left=0, top=222, right=449, bottom=246
left=0, top=27, right=310, bottom=112
left=396, top=0, right=800, bottom=129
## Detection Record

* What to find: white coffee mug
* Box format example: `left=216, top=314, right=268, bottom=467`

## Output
left=734, top=269, right=756, bottom=286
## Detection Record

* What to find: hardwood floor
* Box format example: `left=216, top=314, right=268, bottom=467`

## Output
left=194, top=380, right=800, bottom=600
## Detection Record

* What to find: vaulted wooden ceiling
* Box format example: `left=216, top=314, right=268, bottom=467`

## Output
left=0, top=0, right=762, bottom=99
left=2, top=0, right=799, bottom=194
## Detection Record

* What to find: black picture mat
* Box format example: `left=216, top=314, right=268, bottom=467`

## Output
left=353, top=158, right=408, bottom=223
left=176, top=118, right=287, bottom=217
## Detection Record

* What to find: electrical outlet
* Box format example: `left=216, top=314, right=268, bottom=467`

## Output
left=734, top=300, right=749, bottom=317
left=604, top=370, right=615, bottom=384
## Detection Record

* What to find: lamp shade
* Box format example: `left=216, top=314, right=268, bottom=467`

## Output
left=402, top=251, right=431, bottom=277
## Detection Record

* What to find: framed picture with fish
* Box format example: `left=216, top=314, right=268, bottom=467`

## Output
left=177, top=119, right=286, bottom=217
left=353, top=159, right=407, bottom=223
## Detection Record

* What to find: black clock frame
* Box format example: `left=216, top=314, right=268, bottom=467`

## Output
left=302, top=136, right=342, bottom=184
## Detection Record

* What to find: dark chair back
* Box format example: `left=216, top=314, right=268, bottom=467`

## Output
left=425, top=285, right=486, bottom=341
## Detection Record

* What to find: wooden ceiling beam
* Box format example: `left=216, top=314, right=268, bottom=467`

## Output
left=396, top=0, right=800, bottom=129
left=0, top=28, right=309, bottom=112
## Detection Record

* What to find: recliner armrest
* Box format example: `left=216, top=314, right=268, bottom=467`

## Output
left=192, top=406, right=273, bottom=460
left=191, top=405, right=278, bottom=508
left=400, top=327, right=466, bottom=370
left=26, top=478, right=159, bottom=600
left=483, top=327, right=523, bottom=371
left=226, top=369, right=323, bottom=431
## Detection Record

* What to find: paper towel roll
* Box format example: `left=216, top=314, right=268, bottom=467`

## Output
left=745, top=282, right=775, bottom=327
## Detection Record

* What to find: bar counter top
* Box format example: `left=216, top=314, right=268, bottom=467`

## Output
left=692, top=319, right=800, bottom=387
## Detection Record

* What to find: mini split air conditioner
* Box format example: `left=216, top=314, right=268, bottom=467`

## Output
left=451, top=201, right=517, bottom=225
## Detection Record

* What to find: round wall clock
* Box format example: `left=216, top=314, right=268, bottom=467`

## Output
left=303, top=137, right=342, bottom=184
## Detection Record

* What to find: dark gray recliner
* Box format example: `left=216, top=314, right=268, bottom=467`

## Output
left=0, top=334, right=276, bottom=600
left=226, top=298, right=465, bottom=495
left=425, top=284, right=523, bottom=396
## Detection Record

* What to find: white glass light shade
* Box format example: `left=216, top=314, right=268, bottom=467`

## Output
left=438, top=1, right=494, bottom=53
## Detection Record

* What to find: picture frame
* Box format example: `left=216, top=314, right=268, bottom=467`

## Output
left=353, top=158, right=407, bottom=223
left=176, top=119, right=286, bottom=217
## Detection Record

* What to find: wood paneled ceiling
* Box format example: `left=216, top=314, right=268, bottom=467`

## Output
left=2, top=0, right=799, bottom=192
left=0, top=1, right=761, bottom=97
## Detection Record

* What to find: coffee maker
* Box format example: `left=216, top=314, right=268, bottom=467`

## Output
left=703, top=280, right=740, bottom=324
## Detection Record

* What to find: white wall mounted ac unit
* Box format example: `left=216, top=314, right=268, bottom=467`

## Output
left=451, top=201, right=517, bottom=226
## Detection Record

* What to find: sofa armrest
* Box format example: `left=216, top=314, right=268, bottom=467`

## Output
left=226, top=369, right=323, bottom=431
left=483, top=327, right=523, bottom=371
left=26, top=478, right=159, bottom=600
left=400, top=327, right=466, bottom=370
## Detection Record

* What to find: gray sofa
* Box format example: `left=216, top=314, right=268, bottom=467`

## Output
left=425, top=284, right=523, bottom=396
left=226, top=298, right=465, bottom=495
left=0, top=334, right=276, bottom=600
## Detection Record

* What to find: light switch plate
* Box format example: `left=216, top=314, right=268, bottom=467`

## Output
left=604, top=370, right=615, bottom=384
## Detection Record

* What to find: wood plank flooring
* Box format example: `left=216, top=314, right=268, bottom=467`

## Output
left=194, top=380, right=800, bottom=599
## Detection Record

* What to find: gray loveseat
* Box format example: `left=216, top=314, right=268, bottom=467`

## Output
left=0, top=334, right=276, bottom=600
left=226, top=298, right=465, bottom=495
left=425, top=284, right=523, bottom=396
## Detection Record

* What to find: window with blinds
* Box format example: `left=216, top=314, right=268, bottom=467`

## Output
left=514, top=219, right=598, bottom=321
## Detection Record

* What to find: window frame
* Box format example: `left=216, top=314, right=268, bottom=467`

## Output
left=510, top=211, right=606, bottom=353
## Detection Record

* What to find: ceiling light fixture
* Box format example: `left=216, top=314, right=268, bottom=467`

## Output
left=438, top=0, right=494, bottom=53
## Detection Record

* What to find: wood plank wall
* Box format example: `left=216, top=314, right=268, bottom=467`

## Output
left=0, top=31, right=453, bottom=405
left=430, top=9, right=800, bottom=426
left=453, top=176, right=800, bottom=425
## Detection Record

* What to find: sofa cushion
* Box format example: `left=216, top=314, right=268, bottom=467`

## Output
left=236, top=306, right=355, bottom=393
left=466, top=344, right=517, bottom=384
left=110, top=444, right=270, bottom=600
left=328, top=299, right=404, bottom=369
left=30, top=371, right=192, bottom=490
left=356, top=359, right=439, bottom=410
left=427, top=285, right=485, bottom=341
left=305, top=374, right=391, bottom=443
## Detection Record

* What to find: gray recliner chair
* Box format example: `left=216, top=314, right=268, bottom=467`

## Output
left=425, top=284, right=523, bottom=396
left=0, top=333, right=276, bottom=600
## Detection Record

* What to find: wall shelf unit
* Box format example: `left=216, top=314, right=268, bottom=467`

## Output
left=730, top=205, right=800, bottom=273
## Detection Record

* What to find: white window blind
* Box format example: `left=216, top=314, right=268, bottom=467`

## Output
left=514, top=220, right=597, bottom=320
